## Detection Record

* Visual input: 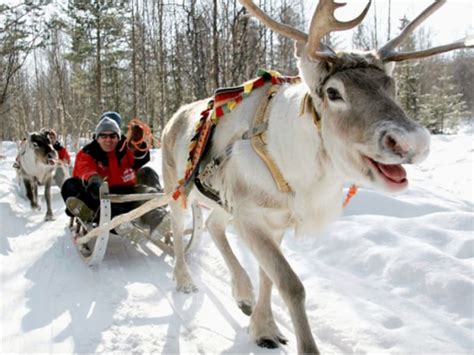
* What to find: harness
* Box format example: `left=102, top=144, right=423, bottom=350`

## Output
left=173, top=69, right=358, bottom=208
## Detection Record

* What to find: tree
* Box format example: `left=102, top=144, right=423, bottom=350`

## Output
left=418, top=74, right=469, bottom=134
left=394, top=16, right=420, bottom=120
left=65, top=0, right=131, bottom=116
left=0, top=1, right=50, bottom=138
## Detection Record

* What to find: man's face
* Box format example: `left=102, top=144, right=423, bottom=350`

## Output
left=96, top=131, right=119, bottom=152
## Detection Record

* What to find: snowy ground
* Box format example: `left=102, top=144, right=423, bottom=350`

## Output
left=1, top=126, right=472, bottom=354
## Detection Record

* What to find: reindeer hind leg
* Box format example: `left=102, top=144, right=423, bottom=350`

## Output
left=169, top=198, right=197, bottom=293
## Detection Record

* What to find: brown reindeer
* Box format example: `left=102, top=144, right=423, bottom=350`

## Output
left=161, top=0, right=472, bottom=353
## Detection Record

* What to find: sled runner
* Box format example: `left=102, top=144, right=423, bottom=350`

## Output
left=70, top=183, right=203, bottom=267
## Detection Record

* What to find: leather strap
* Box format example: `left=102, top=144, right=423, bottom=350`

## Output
left=251, top=86, right=292, bottom=193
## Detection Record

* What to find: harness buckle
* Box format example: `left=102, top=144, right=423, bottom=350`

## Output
left=199, top=159, right=220, bottom=181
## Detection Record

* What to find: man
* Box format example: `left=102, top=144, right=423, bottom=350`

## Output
left=46, top=129, right=71, bottom=187
left=48, top=129, right=71, bottom=165
left=61, top=112, right=166, bottom=236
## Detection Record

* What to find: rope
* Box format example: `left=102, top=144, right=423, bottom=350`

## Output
left=120, top=117, right=161, bottom=152
left=343, top=184, right=358, bottom=208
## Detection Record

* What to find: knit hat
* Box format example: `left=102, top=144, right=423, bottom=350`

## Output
left=100, top=111, right=122, bottom=127
left=95, top=117, right=121, bottom=139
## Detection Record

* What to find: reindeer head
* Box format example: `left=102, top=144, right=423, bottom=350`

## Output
left=239, top=0, right=472, bottom=192
left=28, top=131, right=58, bottom=167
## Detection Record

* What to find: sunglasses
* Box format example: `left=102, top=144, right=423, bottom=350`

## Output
left=98, top=133, right=119, bottom=139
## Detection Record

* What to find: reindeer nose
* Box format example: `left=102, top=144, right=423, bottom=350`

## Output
left=382, top=132, right=409, bottom=158
left=380, top=126, right=430, bottom=163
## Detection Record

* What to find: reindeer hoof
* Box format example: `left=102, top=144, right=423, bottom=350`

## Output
left=238, top=301, right=253, bottom=316
left=177, top=282, right=198, bottom=294
left=256, top=338, right=279, bottom=349
left=44, top=214, right=54, bottom=221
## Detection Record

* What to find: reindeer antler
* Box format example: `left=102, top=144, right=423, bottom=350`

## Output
left=307, top=0, right=371, bottom=61
left=238, top=0, right=370, bottom=62
left=238, top=0, right=308, bottom=43
left=378, top=0, right=473, bottom=62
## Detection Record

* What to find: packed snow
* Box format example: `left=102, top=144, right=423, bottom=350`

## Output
left=1, top=125, right=472, bottom=354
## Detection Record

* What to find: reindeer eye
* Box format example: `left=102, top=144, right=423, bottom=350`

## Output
left=326, top=87, right=343, bottom=101
left=32, top=142, right=39, bottom=148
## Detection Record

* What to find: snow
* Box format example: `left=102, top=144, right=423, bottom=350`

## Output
left=1, top=126, right=473, bottom=354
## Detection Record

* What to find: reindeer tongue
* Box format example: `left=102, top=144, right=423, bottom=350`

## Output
left=376, top=162, right=407, bottom=183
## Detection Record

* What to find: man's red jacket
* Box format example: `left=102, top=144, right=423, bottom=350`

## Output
left=56, top=145, right=71, bottom=165
left=72, top=139, right=150, bottom=187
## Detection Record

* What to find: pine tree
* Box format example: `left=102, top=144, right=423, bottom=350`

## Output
left=394, top=16, right=420, bottom=120
left=64, top=0, right=131, bottom=119
left=418, top=74, right=469, bottom=134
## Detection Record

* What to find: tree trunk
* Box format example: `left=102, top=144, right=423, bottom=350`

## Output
left=131, top=0, right=138, bottom=117
left=212, top=0, right=219, bottom=88
left=95, top=4, right=103, bottom=113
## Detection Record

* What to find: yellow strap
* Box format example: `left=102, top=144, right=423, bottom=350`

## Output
left=300, top=93, right=321, bottom=130
left=251, top=85, right=292, bottom=193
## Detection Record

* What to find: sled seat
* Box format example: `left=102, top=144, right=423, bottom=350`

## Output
left=70, top=182, right=203, bottom=267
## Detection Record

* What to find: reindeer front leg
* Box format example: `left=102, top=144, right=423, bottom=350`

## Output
left=206, top=209, right=255, bottom=315
left=24, top=179, right=39, bottom=210
left=169, top=199, right=197, bottom=293
left=235, top=219, right=319, bottom=355
left=44, top=179, right=54, bottom=221
left=250, top=266, right=288, bottom=348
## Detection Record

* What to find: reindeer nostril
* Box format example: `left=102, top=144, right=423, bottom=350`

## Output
left=383, top=133, right=408, bottom=157
left=385, top=134, right=397, bottom=150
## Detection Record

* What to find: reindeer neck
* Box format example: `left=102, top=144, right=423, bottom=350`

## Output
left=265, top=82, right=343, bottom=192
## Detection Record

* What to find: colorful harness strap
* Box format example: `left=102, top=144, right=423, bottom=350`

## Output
left=173, top=69, right=299, bottom=206
left=172, top=69, right=358, bottom=208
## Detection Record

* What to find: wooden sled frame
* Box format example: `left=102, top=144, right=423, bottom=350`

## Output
left=71, top=183, right=204, bottom=267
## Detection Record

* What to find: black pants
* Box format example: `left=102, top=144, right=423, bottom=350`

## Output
left=61, top=166, right=166, bottom=230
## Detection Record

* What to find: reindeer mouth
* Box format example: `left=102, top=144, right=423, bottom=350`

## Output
left=47, top=159, right=56, bottom=166
left=364, top=156, right=408, bottom=190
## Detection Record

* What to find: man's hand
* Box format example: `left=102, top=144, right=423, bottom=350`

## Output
left=87, top=175, right=103, bottom=200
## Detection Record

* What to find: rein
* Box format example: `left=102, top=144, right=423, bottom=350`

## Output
left=120, top=118, right=159, bottom=152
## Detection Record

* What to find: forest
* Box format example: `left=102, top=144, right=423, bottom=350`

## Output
left=0, top=0, right=472, bottom=148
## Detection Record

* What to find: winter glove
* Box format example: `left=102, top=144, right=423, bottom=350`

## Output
left=87, top=175, right=103, bottom=200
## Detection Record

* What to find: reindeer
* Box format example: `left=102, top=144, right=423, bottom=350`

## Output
left=16, top=131, right=58, bottom=221
left=161, top=0, right=472, bottom=353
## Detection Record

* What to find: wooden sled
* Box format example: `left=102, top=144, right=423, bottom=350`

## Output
left=70, top=183, right=203, bottom=267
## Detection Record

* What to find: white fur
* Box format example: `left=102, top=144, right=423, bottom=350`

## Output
left=19, top=140, right=55, bottom=184
left=18, top=135, right=57, bottom=221
left=162, top=49, right=431, bottom=354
